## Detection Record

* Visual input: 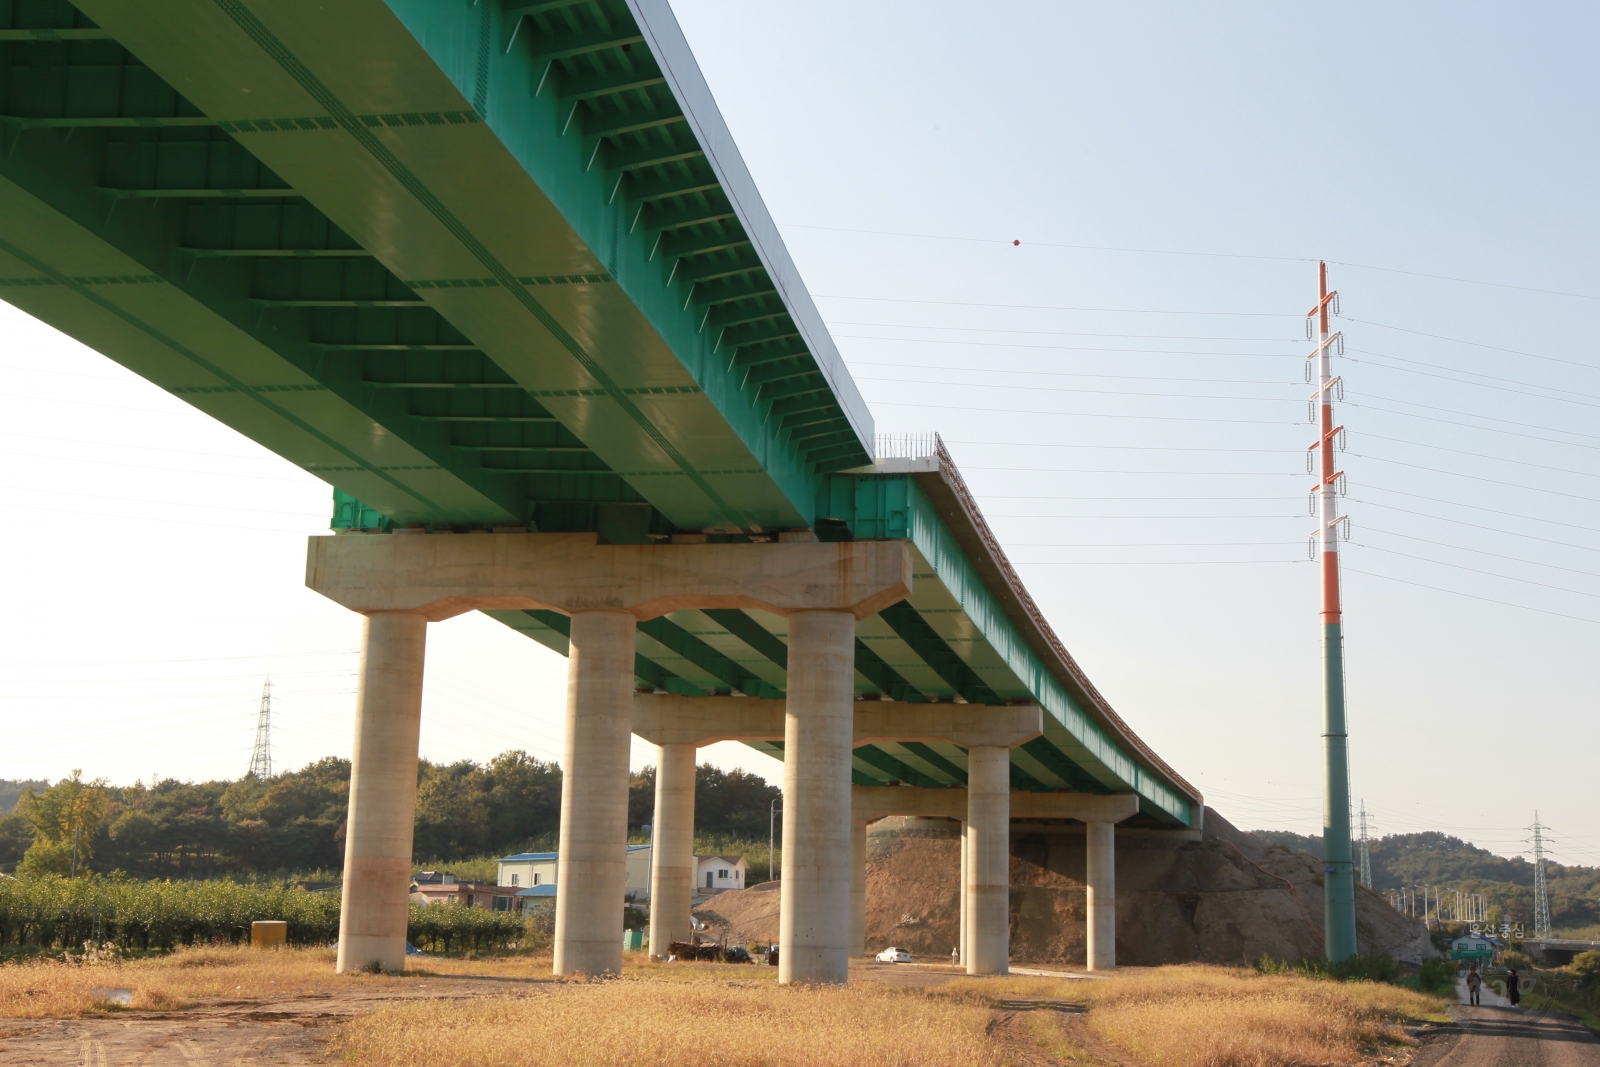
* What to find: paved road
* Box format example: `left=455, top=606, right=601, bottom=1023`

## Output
left=1414, top=978, right=1600, bottom=1067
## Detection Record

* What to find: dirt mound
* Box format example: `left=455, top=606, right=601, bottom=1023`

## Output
left=863, top=808, right=1434, bottom=967
left=693, top=879, right=781, bottom=944
left=699, top=808, right=1435, bottom=966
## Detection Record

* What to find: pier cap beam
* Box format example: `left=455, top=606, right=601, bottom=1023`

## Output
left=630, top=695, right=1042, bottom=750
left=306, top=533, right=911, bottom=621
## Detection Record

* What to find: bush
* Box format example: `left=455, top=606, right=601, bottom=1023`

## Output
left=1296, top=953, right=1400, bottom=984
left=1500, top=949, right=1532, bottom=972
left=0, top=874, right=339, bottom=951
left=405, top=902, right=525, bottom=955
left=1571, top=950, right=1600, bottom=986
left=1417, top=958, right=1456, bottom=993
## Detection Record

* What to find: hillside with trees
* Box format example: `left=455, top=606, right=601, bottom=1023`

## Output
left=1250, top=827, right=1600, bottom=936
left=0, top=755, right=779, bottom=881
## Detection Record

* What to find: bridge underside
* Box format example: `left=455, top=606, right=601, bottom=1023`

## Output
left=0, top=0, right=1198, bottom=829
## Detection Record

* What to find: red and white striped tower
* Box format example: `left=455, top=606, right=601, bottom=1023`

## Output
left=1309, top=262, right=1357, bottom=960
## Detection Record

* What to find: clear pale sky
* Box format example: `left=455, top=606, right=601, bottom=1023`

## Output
left=2, top=1, right=1596, bottom=866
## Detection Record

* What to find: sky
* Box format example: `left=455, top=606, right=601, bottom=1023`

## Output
left=2, top=1, right=1597, bottom=868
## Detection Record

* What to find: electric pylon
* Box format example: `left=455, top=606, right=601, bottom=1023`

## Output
left=1358, top=800, right=1373, bottom=890
left=1308, top=262, right=1357, bottom=961
left=1530, top=813, right=1552, bottom=939
left=248, top=677, right=273, bottom=779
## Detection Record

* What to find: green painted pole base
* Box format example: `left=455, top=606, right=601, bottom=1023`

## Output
left=1323, top=620, right=1358, bottom=961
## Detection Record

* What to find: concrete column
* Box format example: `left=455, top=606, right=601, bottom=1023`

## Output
left=965, top=745, right=1010, bottom=975
left=648, top=742, right=696, bottom=958
left=553, top=610, right=636, bottom=977
left=958, top=820, right=969, bottom=966
left=336, top=612, right=426, bottom=974
left=849, top=817, right=868, bottom=956
left=1086, top=820, right=1116, bottom=971
left=778, top=609, right=855, bottom=985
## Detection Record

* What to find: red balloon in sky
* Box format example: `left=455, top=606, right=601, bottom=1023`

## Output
left=1013, top=239, right=1020, bottom=246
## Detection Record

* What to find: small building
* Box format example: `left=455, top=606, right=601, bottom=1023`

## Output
left=499, top=844, right=653, bottom=898
left=411, top=878, right=518, bottom=912
left=497, top=852, right=558, bottom=891
left=514, top=883, right=557, bottom=914
left=696, top=854, right=747, bottom=894
left=1450, top=932, right=1495, bottom=962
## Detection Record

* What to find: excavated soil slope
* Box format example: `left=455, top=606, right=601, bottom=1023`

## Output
left=694, top=808, right=1434, bottom=967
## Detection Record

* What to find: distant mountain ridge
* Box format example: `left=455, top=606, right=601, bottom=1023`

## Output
left=1248, top=826, right=1600, bottom=934
left=0, top=780, right=48, bottom=815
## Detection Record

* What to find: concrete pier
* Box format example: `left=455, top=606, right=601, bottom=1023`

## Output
left=965, top=745, right=1011, bottom=975
left=1086, top=820, right=1116, bottom=970
left=779, top=610, right=856, bottom=985
left=553, top=610, right=635, bottom=977
left=648, top=742, right=697, bottom=957
left=336, top=612, right=426, bottom=974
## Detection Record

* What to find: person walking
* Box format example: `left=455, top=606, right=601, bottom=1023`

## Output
left=1506, top=968, right=1521, bottom=1007
left=951, top=946, right=960, bottom=967
left=1466, top=966, right=1482, bottom=1006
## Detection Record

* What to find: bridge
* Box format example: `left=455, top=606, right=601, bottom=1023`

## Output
left=0, top=0, right=1201, bottom=982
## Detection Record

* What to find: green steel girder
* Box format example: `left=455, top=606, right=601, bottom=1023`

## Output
left=623, top=169, right=722, bottom=205
left=735, top=340, right=812, bottom=370
left=636, top=616, right=784, bottom=699
left=521, top=25, right=645, bottom=63
left=700, top=609, right=789, bottom=670
left=552, top=68, right=666, bottom=102
left=756, top=376, right=826, bottom=405
left=703, top=297, right=786, bottom=332
left=579, top=104, right=684, bottom=140
left=897, top=741, right=968, bottom=784
left=877, top=601, right=1002, bottom=706
left=662, top=230, right=751, bottom=261
left=720, top=320, right=799, bottom=350
left=743, top=359, right=815, bottom=388
left=853, top=746, right=943, bottom=789
left=852, top=641, right=926, bottom=703
left=638, top=195, right=735, bottom=233
left=602, top=137, right=705, bottom=172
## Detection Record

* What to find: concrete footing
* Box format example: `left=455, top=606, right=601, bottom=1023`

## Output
left=965, top=746, right=1011, bottom=975
left=336, top=612, right=427, bottom=974
left=850, top=817, right=868, bottom=956
left=778, top=610, right=856, bottom=985
left=553, top=610, right=635, bottom=977
left=648, top=742, right=696, bottom=957
left=1086, top=820, right=1116, bottom=970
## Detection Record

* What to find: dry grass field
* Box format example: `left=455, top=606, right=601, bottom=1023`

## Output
left=0, top=948, right=1450, bottom=1067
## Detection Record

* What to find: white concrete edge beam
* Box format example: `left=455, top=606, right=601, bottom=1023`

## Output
left=852, top=785, right=1140, bottom=825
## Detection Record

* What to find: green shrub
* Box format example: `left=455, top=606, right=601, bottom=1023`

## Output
left=1572, top=950, right=1600, bottom=987
left=1500, top=949, right=1532, bottom=971
left=405, top=901, right=525, bottom=955
left=1417, top=958, right=1456, bottom=993
left=0, top=873, right=339, bottom=950
left=1296, top=953, right=1400, bottom=984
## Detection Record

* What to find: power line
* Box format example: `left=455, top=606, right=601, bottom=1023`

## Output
left=965, top=466, right=1301, bottom=477
left=1361, top=483, right=1600, bottom=533
left=1343, top=317, right=1600, bottom=373
left=840, top=335, right=1297, bottom=358
left=852, top=361, right=1296, bottom=387
left=1348, top=350, right=1600, bottom=407
left=1360, top=526, right=1600, bottom=579
left=1350, top=498, right=1600, bottom=552
left=815, top=293, right=1302, bottom=317
left=858, top=375, right=1296, bottom=404
left=1352, top=394, right=1600, bottom=443
left=1355, top=435, right=1600, bottom=480
left=1349, top=454, right=1600, bottom=501
left=828, top=322, right=1301, bottom=343
left=1346, top=566, right=1600, bottom=625
left=1352, top=543, right=1600, bottom=600
left=1351, top=400, right=1600, bottom=452
left=872, top=400, right=1297, bottom=425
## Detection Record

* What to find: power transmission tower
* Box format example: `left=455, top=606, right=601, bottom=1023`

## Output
left=1530, top=812, right=1552, bottom=939
left=248, top=677, right=273, bottom=779
left=1357, top=800, right=1373, bottom=889
left=1308, top=263, right=1357, bottom=961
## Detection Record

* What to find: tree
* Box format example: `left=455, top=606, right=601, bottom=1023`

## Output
left=18, top=770, right=108, bottom=877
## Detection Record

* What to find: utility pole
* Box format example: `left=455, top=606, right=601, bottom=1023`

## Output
left=248, top=677, right=273, bottom=779
left=1357, top=800, right=1373, bottom=890
left=1309, top=262, right=1357, bottom=961
left=1530, top=813, right=1552, bottom=939
left=769, top=796, right=782, bottom=883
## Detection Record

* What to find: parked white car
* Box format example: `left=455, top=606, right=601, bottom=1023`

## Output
left=875, top=947, right=912, bottom=964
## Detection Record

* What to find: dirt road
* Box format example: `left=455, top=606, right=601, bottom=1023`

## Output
left=0, top=975, right=551, bottom=1066
left=1415, top=1001, right=1600, bottom=1067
